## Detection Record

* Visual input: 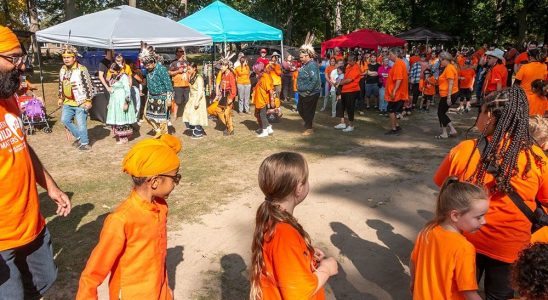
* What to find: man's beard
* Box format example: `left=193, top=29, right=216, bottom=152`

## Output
left=0, top=69, right=21, bottom=99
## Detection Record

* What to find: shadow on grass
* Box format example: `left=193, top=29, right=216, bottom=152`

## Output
left=329, top=263, right=375, bottom=299
left=220, top=253, right=250, bottom=300
left=167, top=246, right=185, bottom=292
left=88, top=124, right=111, bottom=146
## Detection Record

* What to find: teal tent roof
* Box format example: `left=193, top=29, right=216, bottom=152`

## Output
left=178, top=1, right=282, bottom=42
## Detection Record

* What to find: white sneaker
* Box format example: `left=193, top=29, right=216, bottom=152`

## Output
left=168, top=120, right=173, bottom=126
left=342, top=126, right=354, bottom=132
left=266, top=125, right=273, bottom=134
left=334, top=123, right=347, bottom=129
left=257, top=130, right=269, bottom=138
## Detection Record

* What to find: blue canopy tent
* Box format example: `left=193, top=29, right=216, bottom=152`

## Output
left=178, top=1, right=284, bottom=58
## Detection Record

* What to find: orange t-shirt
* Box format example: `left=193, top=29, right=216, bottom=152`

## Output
left=515, top=61, right=547, bottom=97
left=270, top=63, right=282, bottom=86
left=483, top=64, right=508, bottom=93
left=411, top=225, right=478, bottom=300
left=234, top=65, right=251, bottom=85
left=260, top=222, right=324, bottom=300
left=342, top=63, right=361, bottom=93
left=434, top=139, right=548, bottom=263
left=531, top=226, right=548, bottom=243
left=253, top=73, right=274, bottom=109
left=325, top=65, right=336, bottom=82
left=514, top=52, right=529, bottom=65
left=385, top=59, right=409, bottom=102
left=0, top=96, right=45, bottom=251
left=358, top=61, right=368, bottom=76
left=456, top=55, right=466, bottom=68
left=77, top=191, right=172, bottom=300
left=334, top=53, right=344, bottom=61
left=420, top=77, right=436, bottom=95
left=458, top=68, right=476, bottom=89
left=438, top=63, right=459, bottom=97
left=528, top=93, right=548, bottom=116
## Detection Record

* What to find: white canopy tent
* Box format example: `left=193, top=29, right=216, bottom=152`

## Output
left=36, top=5, right=212, bottom=49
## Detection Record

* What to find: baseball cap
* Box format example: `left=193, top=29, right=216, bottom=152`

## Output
left=260, top=48, right=267, bottom=53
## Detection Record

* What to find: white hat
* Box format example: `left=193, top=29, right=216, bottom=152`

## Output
left=271, top=51, right=280, bottom=57
left=485, top=48, right=504, bottom=61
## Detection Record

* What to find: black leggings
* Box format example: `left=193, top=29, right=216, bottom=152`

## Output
left=337, top=91, right=359, bottom=122
left=476, top=254, right=514, bottom=300
left=437, top=96, right=452, bottom=127
left=297, top=93, right=320, bottom=129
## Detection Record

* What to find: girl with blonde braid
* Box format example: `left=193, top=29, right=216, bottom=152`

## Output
left=250, top=152, right=338, bottom=300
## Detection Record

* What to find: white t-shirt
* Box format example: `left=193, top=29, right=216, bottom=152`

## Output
left=330, top=69, right=339, bottom=92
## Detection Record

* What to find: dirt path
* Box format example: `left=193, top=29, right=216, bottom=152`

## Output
left=154, top=136, right=446, bottom=300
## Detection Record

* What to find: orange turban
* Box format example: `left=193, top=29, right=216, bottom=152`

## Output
left=122, top=134, right=182, bottom=177
left=0, top=26, right=20, bottom=53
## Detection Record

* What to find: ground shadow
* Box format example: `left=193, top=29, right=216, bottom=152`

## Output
left=88, top=124, right=111, bottom=145
left=0, top=257, right=8, bottom=286
left=328, top=263, right=376, bottom=299
left=240, top=119, right=258, bottom=131
left=366, top=219, right=414, bottom=267
left=417, top=209, right=434, bottom=221
left=220, top=253, right=250, bottom=300
left=167, top=246, right=184, bottom=291
left=39, top=191, right=75, bottom=219
left=330, top=222, right=411, bottom=300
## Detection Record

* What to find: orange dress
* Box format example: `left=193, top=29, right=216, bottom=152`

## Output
left=434, top=139, right=548, bottom=263
left=76, top=191, right=172, bottom=300
left=0, top=96, right=45, bottom=251
left=260, top=223, right=324, bottom=300
left=411, top=225, right=478, bottom=299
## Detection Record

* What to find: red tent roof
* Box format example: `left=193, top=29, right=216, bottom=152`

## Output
left=321, top=29, right=406, bottom=57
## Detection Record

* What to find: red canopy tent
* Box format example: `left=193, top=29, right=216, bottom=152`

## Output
left=321, top=29, right=406, bottom=57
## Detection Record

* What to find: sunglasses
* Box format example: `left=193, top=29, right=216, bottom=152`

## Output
left=0, top=54, right=27, bottom=67
left=158, top=173, right=181, bottom=185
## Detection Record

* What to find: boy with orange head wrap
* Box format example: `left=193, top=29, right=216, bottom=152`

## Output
left=77, top=134, right=182, bottom=300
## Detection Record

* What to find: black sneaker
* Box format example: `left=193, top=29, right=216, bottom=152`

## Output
left=395, top=126, right=402, bottom=132
left=78, top=144, right=91, bottom=151
left=385, top=129, right=400, bottom=135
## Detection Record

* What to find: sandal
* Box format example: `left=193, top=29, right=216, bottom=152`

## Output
left=435, top=134, right=449, bottom=139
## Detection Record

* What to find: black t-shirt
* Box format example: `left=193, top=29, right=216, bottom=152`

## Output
left=98, top=58, right=111, bottom=75
left=365, top=63, right=380, bottom=84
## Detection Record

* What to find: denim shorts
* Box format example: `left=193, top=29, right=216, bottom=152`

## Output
left=0, top=227, right=57, bottom=299
left=364, top=83, right=379, bottom=97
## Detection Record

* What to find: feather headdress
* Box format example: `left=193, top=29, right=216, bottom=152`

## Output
left=215, top=51, right=236, bottom=69
left=61, top=30, right=80, bottom=57
left=299, top=32, right=316, bottom=58
left=139, top=41, right=161, bottom=64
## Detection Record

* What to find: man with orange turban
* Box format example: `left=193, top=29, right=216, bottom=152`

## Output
left=0, top=25, right=72, bottom=299
left=77, top=134, right=182, bottom=300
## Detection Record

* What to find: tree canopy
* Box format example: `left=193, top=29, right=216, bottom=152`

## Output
left=3, top=0, right=546, bottom=48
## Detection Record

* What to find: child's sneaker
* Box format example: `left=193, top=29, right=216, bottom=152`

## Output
left=342, top=126, right=354, bottom=132
left=266, top=125, right=273, bottom=135
left=257, top=130, right=269, bottom=138
left=334, top=123, right=347, bottom=129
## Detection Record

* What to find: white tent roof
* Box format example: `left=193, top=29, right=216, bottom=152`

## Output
left=36, top=5, right=212, bottom=49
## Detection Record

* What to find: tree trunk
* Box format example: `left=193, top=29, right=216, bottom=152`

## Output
left=26, top=0, right=40, bottom=63
left=286, top=0, right=293, bottom=44
left=64, top=0, right=77, bottom=21
left=354, top=0, right=361, bottom=27
left=335, top=0, right=342, bottom=35
left=129, top=0, right=136, bottom=7
left=2, top=0, right=13, bottom=25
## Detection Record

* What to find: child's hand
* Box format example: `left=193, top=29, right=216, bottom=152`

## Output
left=314, top=248, right=326, bottom=261
left=319, top=257, right=338, bottom=276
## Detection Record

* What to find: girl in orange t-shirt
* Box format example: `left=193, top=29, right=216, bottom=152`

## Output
left=250, top=152, right=338, bottom=300
left=419, top=70, right=436, bottom=112
left=436, top=52, right=459, bottom=139
left=433, top=87, right=548, bottom=299
left=411, top=177, right=488, bottom=300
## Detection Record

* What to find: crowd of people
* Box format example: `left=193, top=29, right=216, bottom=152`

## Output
left=1, top=23, right=548, bottom=300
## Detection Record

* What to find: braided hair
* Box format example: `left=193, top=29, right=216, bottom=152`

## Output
left=468, top=86, right=545, bottom=194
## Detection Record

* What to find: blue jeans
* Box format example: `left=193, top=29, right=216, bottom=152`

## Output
left=0, top=228, right=57, bottom=300
left=62, top=105, right=89, bottom=145
left=378, top=87, right=388, bottom=111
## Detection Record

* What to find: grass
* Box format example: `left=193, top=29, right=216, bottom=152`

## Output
left=28, top=73, right=467, bottom=298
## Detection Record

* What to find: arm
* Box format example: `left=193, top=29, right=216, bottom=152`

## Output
left=447, top=79, right=454, bottom=100
left=312, top=257, right=338, bottom=295
left=462, top=291, right=483, bottom=300
left=76, top=215, right=126, bottom=300
left=28, top=146, right=71, bottom=216
left=409, top=260, right=415, bottom=293
left=392, top=79, right=402, bottom=98
left=98, top=70, right=111, bottom=93
left=81, top=67, right=94, bottom=108
left=228, top=73, right=237, bottom=101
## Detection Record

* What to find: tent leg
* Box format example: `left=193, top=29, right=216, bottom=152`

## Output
left=280, top=37, right=284, bottom=62
left=34, top=35, right=46, bottom=105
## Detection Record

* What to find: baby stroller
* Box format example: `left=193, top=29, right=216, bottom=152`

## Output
left=17, top=95, right=52, bottom=135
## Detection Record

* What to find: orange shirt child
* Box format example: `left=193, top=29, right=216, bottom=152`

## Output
left=342, top=63, right=362, bottom=93
left=483, top=64, right=508, bottom=94
left=515, top=61, right=547, bottom=97
left=434, top=140, right=548, bottom=263
left=438, top=63, right=460, bottom=97
left=420, top=76, right=436, bottom=96
left=253, top=72, right=274, bottom=109
left=234, top=65, right=251, bottom=85
left=384, top=59, right=409, bottom=102
left=325, top=65, right=336, bottom=83
left=270, top=63, right=282, bottom=86
left=528, top=93, right=547, bottom=116
left=259, top=223, right=325, bottom=300
left=0, top=96, right=45, bottom=252
left=411, top=225, right=478, bottom=300
left=459, top=68, right=476, bottom=90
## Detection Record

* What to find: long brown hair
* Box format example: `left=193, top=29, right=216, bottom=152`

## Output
left=424, top=176, right=487, bottom=234
left=250, top=152, right=314, bottom=300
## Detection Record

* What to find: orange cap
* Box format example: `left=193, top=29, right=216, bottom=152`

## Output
left=0, top=26, right=20, bottom=53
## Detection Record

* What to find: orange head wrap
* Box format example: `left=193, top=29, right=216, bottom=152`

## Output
left=0, top=26, right=20, bottom=53
left=122, top=134, right=182, bottom=177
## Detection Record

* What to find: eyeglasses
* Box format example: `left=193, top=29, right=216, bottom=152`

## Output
left=0, top=54, right=27, bottom=67
left=158, top=173, right=181, bottom=185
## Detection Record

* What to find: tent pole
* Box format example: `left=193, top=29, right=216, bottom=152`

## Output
left=280, top=36, right=284, bottom=63
left=34, top=35, right=46, bottom=105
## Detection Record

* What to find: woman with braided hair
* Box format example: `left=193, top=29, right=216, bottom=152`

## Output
left=434, top=86, right=548, bottom=300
